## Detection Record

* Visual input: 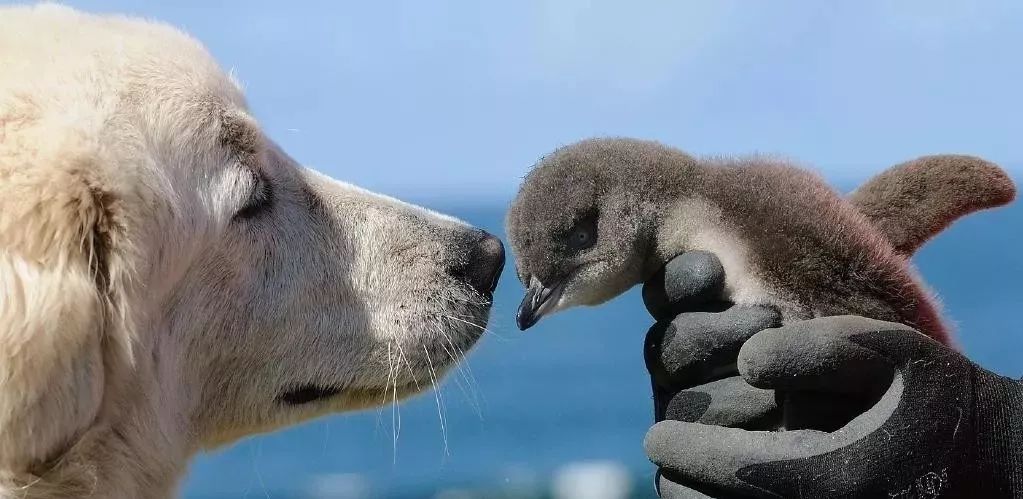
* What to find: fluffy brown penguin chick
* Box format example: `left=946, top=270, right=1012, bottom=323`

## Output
left=506, top=138, right=1016, bottom=344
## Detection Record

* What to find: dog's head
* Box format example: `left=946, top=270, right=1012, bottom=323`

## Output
left=0, top=4, right=503, bottom=488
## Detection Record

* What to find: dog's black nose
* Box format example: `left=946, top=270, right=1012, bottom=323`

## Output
left=449, top=230, right=505, bottom=296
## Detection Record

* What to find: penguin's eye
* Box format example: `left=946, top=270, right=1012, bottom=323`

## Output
left=567, top=224, right=596, bottom=252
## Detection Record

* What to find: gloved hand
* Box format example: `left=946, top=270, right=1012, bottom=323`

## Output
left=643, top=251, right=785, bottom=430
left=645, top=315, right=1023, bottom=498
left=642, top=251, right=783, bottom=498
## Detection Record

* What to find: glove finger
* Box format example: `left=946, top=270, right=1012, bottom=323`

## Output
left=645, top=374, right=907, bottom=496
left=647, top=305, right=782, bottom=390
left=643, top=251, right=728, bottom=321
left=657, top=471, right=737, bottom=499
left=644, top=421, right=833, bottom=497
left=738, top=316, right=905, bottom=395
left=663, top=376, right=780, bottom=430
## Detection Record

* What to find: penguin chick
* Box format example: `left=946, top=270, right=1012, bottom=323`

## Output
left=506, top=138, right=1016, bottom=344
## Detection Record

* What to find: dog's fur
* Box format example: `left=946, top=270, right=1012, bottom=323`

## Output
left=507, top=138, right=1015, bottom=343
left=0, top=4, right=499, bottom=497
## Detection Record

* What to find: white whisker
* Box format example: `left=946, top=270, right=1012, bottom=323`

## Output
left=439, top=323, right=485, bottom=415
left=422, top=345, right=450, bottom=458
left=388, top=341, right=401, bottom=463
left=438, top=333, right=483, bottom=420
left=394, top=341, right=420, bottom=390
left=443, top=313, right=506, bottom=341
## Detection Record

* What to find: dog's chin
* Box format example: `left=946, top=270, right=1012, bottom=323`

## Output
left=280, top=300, right=493, bottom=410
left=202, top=305, right=493, bottom=450
left=276, top=364, right=455, bottom=411
left=369, top=300, right=494, bottom=403
left=331, top=382, right=426, bottom=411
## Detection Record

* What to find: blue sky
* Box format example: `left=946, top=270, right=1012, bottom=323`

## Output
left=51, top=0, right=1023, bottom=202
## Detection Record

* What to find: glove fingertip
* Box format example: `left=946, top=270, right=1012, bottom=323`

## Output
left=657, top=472, right=720, bottom=499
left=644, top=421, right=683, bottom=464
left=643, top=251, right=726, bottom=319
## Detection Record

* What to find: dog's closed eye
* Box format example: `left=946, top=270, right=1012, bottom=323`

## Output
left=234, top=169, right=274, bottom=221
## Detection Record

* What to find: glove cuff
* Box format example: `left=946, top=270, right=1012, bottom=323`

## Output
left=975, top=367, right=1023, bottom=496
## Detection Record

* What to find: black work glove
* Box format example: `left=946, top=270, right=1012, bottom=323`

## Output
left=645, top=315, right=1023, bottom=498
left=643, top=251, right=783, bottom=428
left=642, top=251, right=783, bottom=498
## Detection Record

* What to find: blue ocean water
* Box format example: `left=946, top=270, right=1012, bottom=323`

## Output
left=182, top=195, right=1023, bottom=499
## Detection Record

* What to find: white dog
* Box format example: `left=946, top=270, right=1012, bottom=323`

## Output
left=0, top=4, right=505, bottom=497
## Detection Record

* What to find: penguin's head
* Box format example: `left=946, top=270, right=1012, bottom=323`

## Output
left=506, top=138, right=697, bottom=330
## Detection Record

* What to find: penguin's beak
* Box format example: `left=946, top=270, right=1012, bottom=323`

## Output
left=516, top=276, right=565, bottom=331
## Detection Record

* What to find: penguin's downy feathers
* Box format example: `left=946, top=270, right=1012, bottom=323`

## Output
left=507, top=137, right=1015, bottom=344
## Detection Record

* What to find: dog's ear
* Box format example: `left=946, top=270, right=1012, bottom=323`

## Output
left=849, top=155, right=1016, bottom=256
left=0, top=152, right=127, bottom=473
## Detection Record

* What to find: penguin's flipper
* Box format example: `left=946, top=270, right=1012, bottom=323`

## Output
left=849, top=155, right=1016, bottom=256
